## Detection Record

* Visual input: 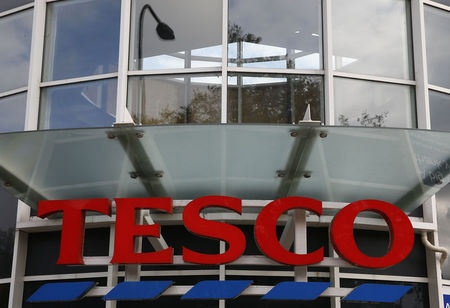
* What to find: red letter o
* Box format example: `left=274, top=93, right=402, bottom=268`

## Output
left=330, top=200, right=414, bottom=268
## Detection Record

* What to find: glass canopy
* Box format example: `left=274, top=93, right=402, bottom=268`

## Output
left=0, top=125, right=448, bottom=213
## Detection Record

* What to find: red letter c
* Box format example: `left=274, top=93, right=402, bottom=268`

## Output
left=255, top=197, right=323, bottom=265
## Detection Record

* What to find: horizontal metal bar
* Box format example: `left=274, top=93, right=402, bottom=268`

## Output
left=81, top=255, right=353, bottom=268
left=0, top=2, right=33, bottom=18
left=167, top=52, right=222, bottom=63
left=321, top=287, right=353, bottom=297
left=423, top=0, right=450, bottom=11
left=84, top=285, right=353, bottom=297
left=0, top=87, right=27, bottom=99
left=0, top=278, right=11, bottom=284
left=140, top=270, right=219, bottom=276
left=339, top=272, right=428, bottom=283
left=227, top=66, right=324, bottom=75
left=128, top=67, right=222, bottom=76
left=40, top=73, right=118, bottom=88
left=333, top=71, right=416, bottom=86
left=17, top=213, right=434, bottom=233
left=429, top=84, right=450, bottom=95
left=86, top=286, right=112, bottom=297
left=18, top=215, right=113, bottom=232
left=225, top=270, right=330, bottom=278
left=23, top=272, right=108, bottom=282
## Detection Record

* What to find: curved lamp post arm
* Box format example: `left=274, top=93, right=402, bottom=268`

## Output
left=138, top=4, right=175, bottom=69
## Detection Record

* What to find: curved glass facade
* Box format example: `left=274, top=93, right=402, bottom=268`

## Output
left=332, top=0, right=413, bottom=80
left=228, top=0, right=322, bottom=70
left=0, top=9, right=32, bottom=94
left=0, top=1, right=32, bottom=13
left=43, top=0, right=121, bottom=81
left=0, top=0, right=449, bottom=307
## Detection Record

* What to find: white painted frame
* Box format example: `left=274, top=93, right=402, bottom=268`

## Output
left=0, top=0, right=448, bottom=306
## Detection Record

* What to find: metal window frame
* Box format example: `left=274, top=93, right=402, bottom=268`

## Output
left=0, top=2, right=34, bottom=18
left=0, top=0, right=449, bottom=306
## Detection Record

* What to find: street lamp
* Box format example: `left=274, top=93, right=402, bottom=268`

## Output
left=137, top=3, right=175, bottom=125
left=138, top=4, right=175, bottom=69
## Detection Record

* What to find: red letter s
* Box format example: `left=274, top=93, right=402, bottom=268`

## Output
left=183, top=196, right=246, bottom=264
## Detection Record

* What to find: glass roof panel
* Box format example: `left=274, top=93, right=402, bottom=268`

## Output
left=0, top=125, right=448, bottom=213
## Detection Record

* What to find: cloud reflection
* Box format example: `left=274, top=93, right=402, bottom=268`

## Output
left=332, top=0, right=412, bottom=79
left=0, top=9, right=32, bottom=93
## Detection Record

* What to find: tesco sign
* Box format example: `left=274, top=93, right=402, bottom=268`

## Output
left=37, top=196, right=414, bottom=269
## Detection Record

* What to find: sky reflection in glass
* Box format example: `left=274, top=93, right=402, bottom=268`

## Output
left=228, top=0, right=322, bottom=70
left=333, top=0, right=413, bottom=79
left=43, top=0, right=121, bottom=81
left=130, top=0, right=222, bottom=70
left=40, top=79, right=117, bottom=129
left=0, top=9, right=32, bottom=93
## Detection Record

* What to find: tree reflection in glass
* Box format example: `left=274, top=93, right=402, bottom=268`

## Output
left=0, top=187, right=17, bottom=279
left=227, top=74, right=323, bottom=124
left=334, top=78, right=415, bottom=128
left=128, top=75, right=222, bottom=124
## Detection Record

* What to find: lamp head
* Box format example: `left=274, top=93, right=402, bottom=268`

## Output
left=157, top=22, right=175, bottom=40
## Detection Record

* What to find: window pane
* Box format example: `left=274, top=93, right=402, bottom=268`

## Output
left=430, top=90, right=450, bottom=131
left=0, top=93, right=26, bottom=133
left=228, top=0, right=322, bottom=70
left=0, top=9, right=32, bottom=93
left=425, top=6, right=450, bottom=89
left=0, top=0, right=32, bottom=13
left=437, top=184, right=450, bottom=279
left=0, top=284, right=9, bottom=307
left=0, top=187, right=17, bottom=279
left=26, top=229, right=109, bottom=276
left=43, top=0, right=121, bottom=81
left=334, top=78, right=415, bottom=128
left=228, top=74, right=323, bottom=123
left=228, top=296, right=330, bottom=308
left=40, top=79, right=117, bottom=129
left=431, top=90, right=450, bottom=279
left=332, top=0, right=413, bottom=79
left=128, top=74, right=222, bottom=124
left=130, top=0, right=222, bottom=70
left=341, top=232, right=426, bottom=277
left=430, top=0, right=450, bottom=6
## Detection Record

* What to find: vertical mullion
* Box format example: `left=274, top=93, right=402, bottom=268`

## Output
left=294, top=210, right=307, bottom=282
left=221, top=0, right=228, bottom=124
left=9, top=0, right=47, bottom=306
left=219, top=241, right=226, bottom=308
left=412, top=0, right=431, bottom=129
left=423, top=197, right=444, bottom=308
left=324, top=1, right=338, bottom=305
left=106, top=224, right=118, bottom=308
left=8, top=202, right=31, bottom=308
left=411, top=0, right=442, bottom=306
left=329, top=227, right=341, bottom=308
left=115, top=0, right=132, bottom=124
left=322, top=0, right=334, bottom=125
left=25, top=0, right=46, bottom=131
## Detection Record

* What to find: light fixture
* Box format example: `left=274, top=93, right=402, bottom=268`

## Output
left=138, top=4, right=175, bottom=68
